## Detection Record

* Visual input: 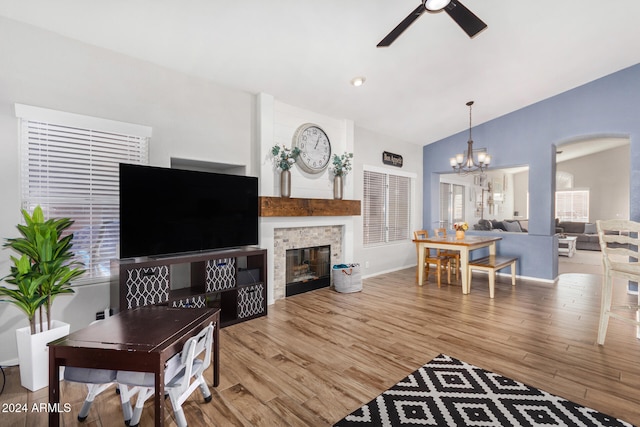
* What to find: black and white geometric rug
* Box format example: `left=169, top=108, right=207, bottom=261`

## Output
left=334, top=354, right=635, bottom=427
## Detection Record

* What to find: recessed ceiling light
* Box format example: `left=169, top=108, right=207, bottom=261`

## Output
left=350, top=76, right=366, bottom=87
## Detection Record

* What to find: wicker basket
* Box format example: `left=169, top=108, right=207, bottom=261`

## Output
left=332, top=264, right=362, bottom=293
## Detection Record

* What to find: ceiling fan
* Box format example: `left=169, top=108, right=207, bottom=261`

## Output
left=377, top=0, right=487, bottom=47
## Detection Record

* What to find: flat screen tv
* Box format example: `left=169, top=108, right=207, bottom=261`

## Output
left=119, top=163, right=258, bottom=259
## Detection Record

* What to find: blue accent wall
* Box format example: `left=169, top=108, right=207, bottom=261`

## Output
left=423, top=63, right=640, bottom=282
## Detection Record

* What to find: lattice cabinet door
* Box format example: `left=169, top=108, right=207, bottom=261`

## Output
left=237, top=283, right=266, bottom=319
left=124, top=265, right=169, bottom=309
left=206, top=258, right=236, bottom=291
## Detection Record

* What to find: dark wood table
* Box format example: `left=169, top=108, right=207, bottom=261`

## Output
left=48, top=306, right=220, bottom=427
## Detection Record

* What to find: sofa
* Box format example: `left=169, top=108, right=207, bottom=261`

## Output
left=473, top=219, right=527, bottom=232
left=555, top=221, right=600, bottom=251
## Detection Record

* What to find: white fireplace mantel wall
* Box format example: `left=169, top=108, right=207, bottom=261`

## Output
left=257, top=93, right=355, bottom=200
left=256, top=93, right=356, bottom=304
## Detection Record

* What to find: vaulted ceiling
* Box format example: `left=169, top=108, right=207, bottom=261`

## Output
left=1, top=0, right=639, bottom=145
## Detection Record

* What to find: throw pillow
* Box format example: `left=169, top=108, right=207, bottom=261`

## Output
left=584, top=223, right=597, bottom=234
left=503, top=220, right=523, bottom=232
left=491, top=220, right=506, bottom=231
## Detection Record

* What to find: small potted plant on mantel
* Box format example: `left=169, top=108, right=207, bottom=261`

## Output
left=330, top=152, right=353, bottom=200
left=271, top=144, right=300, bottom=198
left=0, top=205, right=85, bottom=391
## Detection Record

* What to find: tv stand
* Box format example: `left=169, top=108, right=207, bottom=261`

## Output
left=112, top=247, right=267, bottom=327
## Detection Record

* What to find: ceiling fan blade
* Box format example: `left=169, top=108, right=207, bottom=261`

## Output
left=444, top=0, right=487, bottom=38
left=377, top=4, right=426, bottom=47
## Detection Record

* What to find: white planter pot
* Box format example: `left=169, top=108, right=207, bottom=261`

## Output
left=15, top=320, right=70, bottom=392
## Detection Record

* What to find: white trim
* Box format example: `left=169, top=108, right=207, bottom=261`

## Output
left=364, top=164, right=417, bottom=179
left=15, top=103, right=152, bottom=137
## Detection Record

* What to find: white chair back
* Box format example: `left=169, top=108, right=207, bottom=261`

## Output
left=595, top=219, right=640, bottom=344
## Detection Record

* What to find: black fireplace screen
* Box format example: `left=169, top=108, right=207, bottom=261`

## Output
left=285, top=245, right=330, bottom=296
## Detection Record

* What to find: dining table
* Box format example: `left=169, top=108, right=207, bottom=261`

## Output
left=413, top=234, right=502, bottom=293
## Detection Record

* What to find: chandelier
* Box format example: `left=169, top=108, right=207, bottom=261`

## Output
left=449, top=101, right=491, bottom=175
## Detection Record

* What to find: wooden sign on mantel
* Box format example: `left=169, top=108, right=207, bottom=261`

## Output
left=382, top=151, right=403, bottom=167
left=259, top=197, right=361, bottom=217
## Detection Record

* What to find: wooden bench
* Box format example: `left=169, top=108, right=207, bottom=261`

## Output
left=468, top=255, right=518, bottom=298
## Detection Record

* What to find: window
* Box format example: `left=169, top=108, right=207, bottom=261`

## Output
left=555, top=189, right=589, bottom=222
left=16, top=104, right=151, bottom=281
left=439, top=183, right=465, bottom=229
left=363, top=168, right=412, bottom=245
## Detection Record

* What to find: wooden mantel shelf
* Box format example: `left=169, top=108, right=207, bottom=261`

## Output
left=259, top=196, right=361, bottom=217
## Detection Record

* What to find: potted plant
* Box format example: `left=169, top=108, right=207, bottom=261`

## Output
left=330, top=152, right=353, bottom=200
left=453, top=221, right=469, bottom=239
left=0, top=205, right=85, bottom=391
left=271, top=144, right=300, bottom=198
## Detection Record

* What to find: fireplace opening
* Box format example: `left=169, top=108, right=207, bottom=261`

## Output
left=286, top=245, right=331, bottom=297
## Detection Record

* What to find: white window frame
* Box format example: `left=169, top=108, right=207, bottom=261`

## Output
left=439, top=182, right=465, bottom=229
left=15, top=104, right=151, bottom=282
left=363, top=165, right=415, bottom=246
left=555, top=189, right=590, bottom=222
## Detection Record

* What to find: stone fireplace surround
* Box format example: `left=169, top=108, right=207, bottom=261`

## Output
left=259, top=216, right=355, bottom=304
left=275, top=226, right=342, bottom=299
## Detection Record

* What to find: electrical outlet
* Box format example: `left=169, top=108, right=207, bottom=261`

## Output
left=365, top=261, right=370, bottom=268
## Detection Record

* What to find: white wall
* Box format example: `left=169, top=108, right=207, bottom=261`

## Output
left=0, top=18, right=254, bottom=364
left=352, top=127, right=423, bottom=277
left=258, top=95, right=354, bottom=199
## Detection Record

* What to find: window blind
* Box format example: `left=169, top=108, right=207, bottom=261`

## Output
left=439, top=183, right=450, bottom=229
left=363, top=170, right=386, bottom=245
left=439, top=182, right=465, bottom=228
left=555, top=190, right=589, bottom=222
left=17, top=105, right=150, bottom=281
left=363, top=169, right=411, bottom=246
left=452, top=184, right=465, bottom=223
left=388, top=175, right=410, bottom=241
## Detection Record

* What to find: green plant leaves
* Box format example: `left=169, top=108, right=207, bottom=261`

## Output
left=1, top=205, right=86, bottom=334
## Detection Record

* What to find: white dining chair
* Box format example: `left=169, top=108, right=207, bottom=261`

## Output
left=595, top=219, right=640, bottom=345
left=117, top=322, right=214, bottom=427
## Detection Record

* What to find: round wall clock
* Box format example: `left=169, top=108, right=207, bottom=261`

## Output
left=292, top=123, right=332, bottom=174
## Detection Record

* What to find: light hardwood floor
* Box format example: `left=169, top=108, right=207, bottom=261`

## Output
left=2, top=267, right=639, bottom=426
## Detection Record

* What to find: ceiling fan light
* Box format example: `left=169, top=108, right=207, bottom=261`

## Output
left=424, top=0, right=451, bottom=11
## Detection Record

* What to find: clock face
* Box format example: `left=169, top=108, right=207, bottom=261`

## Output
left=292, top=123, right=331, bottom=174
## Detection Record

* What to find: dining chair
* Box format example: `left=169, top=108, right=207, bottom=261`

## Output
left=595, top=219, right=640, bottom=345
left=413, top=230, right=450, bottom=287
left=117, top=322, right=215, bottom=427
left=434, top=228, right=460, bottom=279
left=63, top=321, right=133, bottom=423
